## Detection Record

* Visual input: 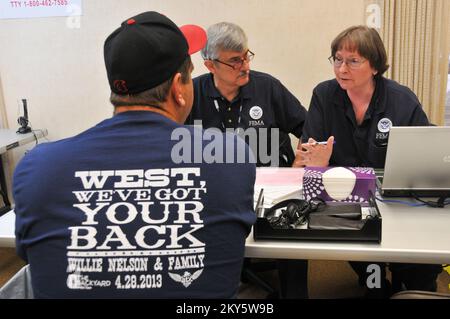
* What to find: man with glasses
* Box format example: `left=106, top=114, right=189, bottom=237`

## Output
left=293, top=25, right=441, bottom=298
left=186, top=22, right=308, bottom=299
left=187, top=22, right=307, bottom=168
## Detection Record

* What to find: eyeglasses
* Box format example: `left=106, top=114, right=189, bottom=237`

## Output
left=213, top=50, right=255, bottom=70
left=328, top=56, right=366, bottom=69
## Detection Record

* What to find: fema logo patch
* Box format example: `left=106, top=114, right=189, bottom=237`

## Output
left=249, top=106, right=263, bottom=120
left=377, top=118, right=392, bottom=133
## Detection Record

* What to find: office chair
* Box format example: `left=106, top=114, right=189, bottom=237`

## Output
left=241, top=258, right=278, bottom=297
left=391, top=290, right=450, bottom=299
left=0, top=264, right=34, bottom=299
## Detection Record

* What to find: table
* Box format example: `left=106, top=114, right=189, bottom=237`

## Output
left=1, top=167, right=449, bottom=264
left=0, top=210, right=15, bottom=247
left=246, top=168, right=450, bottom=264
left=0, top=129, right=48, bottom=215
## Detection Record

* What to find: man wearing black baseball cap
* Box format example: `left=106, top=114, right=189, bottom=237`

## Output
left=104, top=11, right=207, bottom=117
left=13, top=12, right=256, bottom=298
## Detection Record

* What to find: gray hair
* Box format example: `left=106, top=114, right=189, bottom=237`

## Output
left=201, top=22, right=248, bottom=60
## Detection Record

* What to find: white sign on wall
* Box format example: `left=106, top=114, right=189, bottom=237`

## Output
left=0, top=0, right=82, bottom=19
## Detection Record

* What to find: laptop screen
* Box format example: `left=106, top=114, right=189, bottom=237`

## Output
left=381, top=126, right=450, bottom=197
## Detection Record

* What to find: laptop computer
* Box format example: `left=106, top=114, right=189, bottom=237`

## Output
left=381, top=126, right=450, bottom=197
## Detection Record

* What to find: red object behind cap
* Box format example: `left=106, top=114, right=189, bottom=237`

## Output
left=180, top=24, right=207, bottom=55
left=127, top=19, right=136, bottom=25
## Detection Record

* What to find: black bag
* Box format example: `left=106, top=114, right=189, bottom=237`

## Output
left=309, top=203, right=364, bottom=230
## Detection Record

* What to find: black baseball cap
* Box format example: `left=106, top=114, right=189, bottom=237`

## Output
left=104, top=11, right=207, bottom=94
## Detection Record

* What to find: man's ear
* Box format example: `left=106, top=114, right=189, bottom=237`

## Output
left=170, top=73, right=186, bottom=107
left=204, top=60, right=216, bottom=74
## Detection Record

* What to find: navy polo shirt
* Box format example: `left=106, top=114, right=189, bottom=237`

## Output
left=302, top=77, right=429, bottom=168
left=187, top=70, right=307, bottom=166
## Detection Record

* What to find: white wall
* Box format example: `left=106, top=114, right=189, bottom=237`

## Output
left=0, top=0, right=365, bottom=166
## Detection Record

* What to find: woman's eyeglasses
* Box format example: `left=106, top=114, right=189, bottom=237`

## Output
left=328, top=56, right=366, bottom=69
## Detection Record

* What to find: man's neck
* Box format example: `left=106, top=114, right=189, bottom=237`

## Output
left=213, top=78, right=240, bottom=102
left=114, top=105, right=180, bottom=123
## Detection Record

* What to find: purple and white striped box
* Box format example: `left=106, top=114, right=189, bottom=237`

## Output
left=303, top=167, right=376, bottom=203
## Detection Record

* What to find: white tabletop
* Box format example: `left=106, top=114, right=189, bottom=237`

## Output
left=246, top=168, right=450, bottom=264
left=0, top=210, right=15, bottom=247
left=246, top=200, right=450, bottom=264
left=0, top=129, right=48, bottom=154
left=2, top=168, right=450, bottom=264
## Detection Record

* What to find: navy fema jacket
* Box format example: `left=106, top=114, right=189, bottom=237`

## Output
left=302, top=77, right=429, bottom=168
left=187, top=70, right=307, bottom=167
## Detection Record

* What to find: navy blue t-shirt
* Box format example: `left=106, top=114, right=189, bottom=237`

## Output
left=13, top=111, right=256, bottom=298
left=302, top=77, right=429, bottom=168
